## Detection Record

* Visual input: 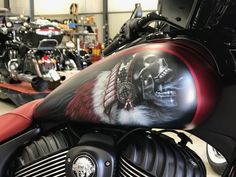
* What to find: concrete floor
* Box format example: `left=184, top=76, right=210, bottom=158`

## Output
left=0, top=99, right=16, bottom=114
left=0, top=99, right=220, bottom=176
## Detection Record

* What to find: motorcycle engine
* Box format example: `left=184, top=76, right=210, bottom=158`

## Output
left=13, top=130, right=205, bottom=177
left=118, top=133, right=205, bottom=177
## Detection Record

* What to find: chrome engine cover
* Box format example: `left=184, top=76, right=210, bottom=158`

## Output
left=72, top=155, right=96, bottom=177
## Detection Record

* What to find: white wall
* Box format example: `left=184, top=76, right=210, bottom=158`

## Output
left=0, top=0, right=4, bottom=8
left=9, top=0, right=103, bottom=15
left=10, top=0, right=29, bottom=15
left=78, top=0, right=103, bottom=13
left=108, top=13, right=130, bottom=39
left=34, top=0, right=77, bottom=15
left=34, top=0, right=103, bottom=15
left=108, top=0, right=157, bottom=12
left=108, top=12, right=151, bottom=39
left=108, top=0, right=159, bottom=39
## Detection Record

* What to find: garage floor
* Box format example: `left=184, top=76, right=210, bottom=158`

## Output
left=0, top=99, right=220, bottom=177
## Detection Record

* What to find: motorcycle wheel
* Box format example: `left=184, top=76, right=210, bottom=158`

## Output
left=206, top=144, right=227, bottom=175
left=31, top=77, right=48, bottom=92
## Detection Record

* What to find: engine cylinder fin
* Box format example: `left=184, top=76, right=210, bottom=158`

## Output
left=119, top=157, right=151, bottom=177
left=15, top=150, right=68, bottom=175
left=14, top=150, right=68, bottom=177
left=16, top=131, right=68, bottom=168
left=29, top=164, right=65, bottom=177
left=41, top=169, right=66, bottom=177
left=53, top=172, right=66, bottom=177
left=16, top=160, right=65, bottom=177
left=118, top=133, right=206, bottom=177
left=14, top=131, right=69, bottom=177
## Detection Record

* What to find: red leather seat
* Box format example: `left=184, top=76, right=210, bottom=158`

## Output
left=0, top=99, right=43, bottom=143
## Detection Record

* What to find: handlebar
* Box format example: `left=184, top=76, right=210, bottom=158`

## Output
left=103, top=12, right=183, bottom=57
left=103, top=18, right=140, bottom=57
left=103, top=37, right=128, bottom=57
left=138, top=12, right=166, bottom=28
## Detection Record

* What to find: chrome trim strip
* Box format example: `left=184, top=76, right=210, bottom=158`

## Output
left=36, top=168, right=65, bottom=177
left=120, top=157, right=149, bottom=177
left=17, top=163, right=65, bottom=177
left=120, top=165, right=139, bottom=177
left=53, top=172, right=66, bottom=177
left=15, top=150, right=68, bottom=174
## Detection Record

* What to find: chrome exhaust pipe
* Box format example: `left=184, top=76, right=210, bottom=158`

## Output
left=17, top=73, right=38, bottom=83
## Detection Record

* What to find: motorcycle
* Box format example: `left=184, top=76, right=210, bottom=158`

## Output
left=0, top=19, right=69, bottom=91
left=1, top=0, right=236, bottom=177
left=44, top=47, right=77, bottom=71
left=57, top=48, right=92, bottom=70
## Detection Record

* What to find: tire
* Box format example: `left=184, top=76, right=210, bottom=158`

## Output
left=31, top=77, right=48, bottom=92
left=206, top=144, right=227, bottom=175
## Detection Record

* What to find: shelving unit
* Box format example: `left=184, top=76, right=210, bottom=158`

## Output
left=5, top=0, right=109, bottom=45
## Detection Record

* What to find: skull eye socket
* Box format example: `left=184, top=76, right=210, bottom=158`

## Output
left=144, top=76, right=154, bottom=86
left=144, top=56, right=156, bottom=63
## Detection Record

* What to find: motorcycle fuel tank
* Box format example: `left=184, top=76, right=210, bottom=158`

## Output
left=34, top=39, right=219, bottom=130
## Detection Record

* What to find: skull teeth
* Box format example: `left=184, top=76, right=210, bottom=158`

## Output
left=155, top=68, right=171, bottom=79
left=155, top=90, right=176, bottom=97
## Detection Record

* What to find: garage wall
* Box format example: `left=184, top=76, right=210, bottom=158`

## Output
left=9, top=0, right=29, bottom=15
left=9, top=0, right=103, bottom=15
left=0, top=0, right=3, bottom=8
left=108, top=0, right=159, bottom=38
left=108, top=0, right=157, bottom=12
left=34, top=0, right=103, bottom=15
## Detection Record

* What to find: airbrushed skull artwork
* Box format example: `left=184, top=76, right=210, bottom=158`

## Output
left=66, top=50, right=197, bottom=128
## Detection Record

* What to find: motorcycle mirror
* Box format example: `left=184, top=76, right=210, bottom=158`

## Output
left=130, top=3, right=143, bottom=19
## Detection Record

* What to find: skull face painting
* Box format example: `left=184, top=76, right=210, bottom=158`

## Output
left=134, top=55, right=177, bottom=108
left=66, top=51, right=197, bottom=128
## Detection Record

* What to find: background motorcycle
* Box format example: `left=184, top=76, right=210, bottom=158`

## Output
left=15, top=22, right=69, bottom=91
left=0, top=18, right=73, bottom=92
left=1, top=0, right=236, bottom=177
left=56, top=48, right=92, bottom=70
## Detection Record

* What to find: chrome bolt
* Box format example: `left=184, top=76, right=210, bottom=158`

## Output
left=105, top=161, right=111, bottom=167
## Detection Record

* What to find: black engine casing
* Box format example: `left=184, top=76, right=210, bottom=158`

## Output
left=118, top=132, right=206, bottom=177
left=13, top=130, right=205, bottom=177
left=65, top=133, right=116, bottom=177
